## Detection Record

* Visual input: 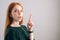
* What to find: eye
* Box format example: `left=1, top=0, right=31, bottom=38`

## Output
left=14, top=9, right=18, bottom=12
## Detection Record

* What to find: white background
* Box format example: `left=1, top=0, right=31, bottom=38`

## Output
left=0, top=0, right=60, bottom=40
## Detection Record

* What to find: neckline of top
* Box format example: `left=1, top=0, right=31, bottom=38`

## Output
left=9, top=25, right=22, bottom=28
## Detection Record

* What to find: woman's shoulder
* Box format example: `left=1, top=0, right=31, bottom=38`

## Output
left=21, top=25, right=26, bottom=27
left=6, top=25, right=16, bottom=34
left=21, top=25, right=28, bottom=29
left=21, top=25, right=29, bottom=32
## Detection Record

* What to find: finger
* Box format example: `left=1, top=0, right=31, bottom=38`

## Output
left=29, top=13, right=32, bottom=21
left=28, top=21, right=34, bottom=26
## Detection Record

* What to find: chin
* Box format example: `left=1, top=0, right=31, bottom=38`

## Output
left=18, top=19, right=22, bottom=21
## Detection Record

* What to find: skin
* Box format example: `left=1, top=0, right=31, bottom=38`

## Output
left=10, top=5, right=34, bottom=40
left=11, top=5, right=23, bottom=22
left=10, top=5, right=23, bottom=27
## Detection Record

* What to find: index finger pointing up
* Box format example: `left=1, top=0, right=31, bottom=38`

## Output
left=29, top=13, right=32, bottom=21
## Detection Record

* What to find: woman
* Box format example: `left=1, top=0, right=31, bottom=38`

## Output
left=4, top=2, right=34, bottom=40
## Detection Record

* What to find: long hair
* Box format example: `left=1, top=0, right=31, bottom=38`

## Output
left=4, top=2, right=23, bottom=37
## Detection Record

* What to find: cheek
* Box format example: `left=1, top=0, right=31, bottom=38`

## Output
left=13, top=12, right=18, bottom=16
left=11, top=12, right=17, bottom=18
left=20, top=12, right=23, bottom=17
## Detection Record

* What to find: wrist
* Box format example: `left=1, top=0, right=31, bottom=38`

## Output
left=29, top=27, right=33, bottom=31
left=28, top=30, right=33, bottom=33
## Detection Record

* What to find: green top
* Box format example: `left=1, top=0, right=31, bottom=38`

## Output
left=4, top=25, right=30, bottom=40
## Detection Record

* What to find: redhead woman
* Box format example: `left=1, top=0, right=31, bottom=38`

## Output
left=4, top=2, right=34, bottom=40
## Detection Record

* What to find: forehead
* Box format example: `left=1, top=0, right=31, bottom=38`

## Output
left=13, top=5, right=23, bottom=11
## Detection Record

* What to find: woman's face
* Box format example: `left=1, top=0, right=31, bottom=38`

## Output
left=11, top=5, right=23, bottom=22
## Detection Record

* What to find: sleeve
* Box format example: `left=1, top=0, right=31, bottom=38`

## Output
left=4, top=30, right=19, bottom=40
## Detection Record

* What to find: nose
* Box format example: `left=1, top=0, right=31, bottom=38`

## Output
left=18, top=11, right=21, bottom=15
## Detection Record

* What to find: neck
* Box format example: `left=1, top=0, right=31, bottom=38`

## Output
left=10, top=20, right=21, bottom=27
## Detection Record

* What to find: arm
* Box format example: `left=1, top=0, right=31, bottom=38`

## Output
left=28, top=28, right=35, bottom=40
left=27, top=14, right=35, bottom=40
left=29, top=31, right=34, bottom=40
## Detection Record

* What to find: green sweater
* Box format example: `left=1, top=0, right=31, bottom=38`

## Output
left=4, top=25, right=30, bottom=40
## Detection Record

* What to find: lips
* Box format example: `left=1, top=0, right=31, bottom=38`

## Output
left=18, top=16, right=21, bottom=19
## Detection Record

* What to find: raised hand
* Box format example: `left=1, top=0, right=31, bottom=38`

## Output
left=27, top=14, right=34, bottom=31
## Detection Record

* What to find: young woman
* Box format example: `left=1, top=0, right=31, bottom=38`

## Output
left=4, top=2, right=34, bottom=40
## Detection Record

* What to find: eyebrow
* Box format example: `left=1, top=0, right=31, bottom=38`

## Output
left=14, top=8, right=23, bottom=12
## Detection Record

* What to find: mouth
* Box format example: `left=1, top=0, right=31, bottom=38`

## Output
left=18, top=16, right=21, bottom=19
